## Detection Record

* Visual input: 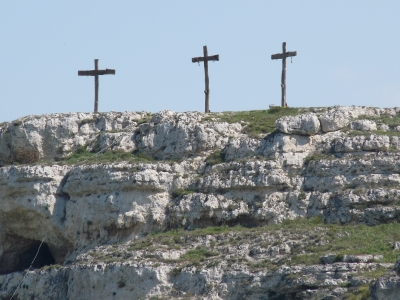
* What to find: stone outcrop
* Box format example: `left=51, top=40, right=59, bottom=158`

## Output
left=275, top=113, right=320, bottom=135
left=350, top=119, right=377, bottom=131
left=2, top=106, right=400, bottom=299
left=319, top=110, right=350, bottom=132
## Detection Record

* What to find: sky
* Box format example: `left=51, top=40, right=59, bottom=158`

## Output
left=1, top=1, right=399, bottom=122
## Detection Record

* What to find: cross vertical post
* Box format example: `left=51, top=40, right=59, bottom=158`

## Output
left=192, top=46, right=219, bottom=113
left=78, top=59, right=115, bottom=113
left=271, top=42, right=297, bottom=107
left=203, top=46, right=210, bottom=113
left=94, top=59, right=99, bottom=113
left=281, top=43, right=286, bottom=107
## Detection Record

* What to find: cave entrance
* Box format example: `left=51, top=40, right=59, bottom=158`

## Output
left=0, top=236, right=58, bottom=275
left=17, top=241, right=55, bottom=272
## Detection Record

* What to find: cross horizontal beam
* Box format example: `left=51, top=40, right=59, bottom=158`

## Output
left=271, top=51, right=297, bottom=60
left=78, top=69, right=116, bottom=76
left=192, top=55, right=219, bottom=63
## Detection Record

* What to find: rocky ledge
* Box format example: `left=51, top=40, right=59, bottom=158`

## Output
left=2, top=106, right=400, bottom=299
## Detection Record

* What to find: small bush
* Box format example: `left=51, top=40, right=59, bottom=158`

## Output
left=76, top=146, right=87, bottom=154
left=205, top=150, right=225, bottom=166
left=79, top=118, right=95, bottom=126
left=298, top=192, right=306, bottom=200
left=171, top=188, right=194, bottom=198
left=170, top=267, right=182, bottom=276
left=345, top=284, right=370, bottom=300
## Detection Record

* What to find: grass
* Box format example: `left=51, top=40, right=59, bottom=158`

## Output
left=203, top=107, right=300, bottom=138
left=356, top=114, right=400, bottom=128
left=343, top=113, right=400, bottom=138
left=180, top=246, right=219, bottom=262
left=171, top=188, right=195, bottom=198
left=122, top=217, right=400, bottom=264
left=343, top=127, right=400, bottom=138
left=303, top=153, right=336, bottom=164
left=290, top=221, right=400, bottom=265
left=344, top=284, right=370, bottom=300
left=357, top=267, right=389, bottom=279
left=53, top=149, right=155, bottom=165
left=85, top=217, right=400, bottom=285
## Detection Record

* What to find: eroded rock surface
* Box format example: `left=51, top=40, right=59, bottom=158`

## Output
left=2, top=106, right=400, bottom=299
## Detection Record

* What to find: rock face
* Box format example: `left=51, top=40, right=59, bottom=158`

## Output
left=2, top=106, right=400, bottom=299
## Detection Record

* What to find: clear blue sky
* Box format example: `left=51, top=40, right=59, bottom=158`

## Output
left=1, top=1, right=399, bottom=122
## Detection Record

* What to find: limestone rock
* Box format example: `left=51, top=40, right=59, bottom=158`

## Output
left=381, top=124, right=390, bottom=131
left=393, top=242, right=400, bottom=251
left=350, top=120, right=377, bottom=131
left=276, top=113, right=320, bottom=135
left=2, top=107, right=400, bottom=298
left=343, top=254, right=383, bottom=263
left=319, top=111, right=350, bottom=132
left=371, top=276, right=400, bottom=300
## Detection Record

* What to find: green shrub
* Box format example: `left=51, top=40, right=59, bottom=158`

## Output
left=345, top=284, right=370, bottom=300
left=205, top=150, right=225, bottom=166
left=171, top=188, right=194, bottom=198
left=76, top=146, right=87, bottom=154
left=170, top=267, right=182, bottom=276
left=79, top=118, right=95, bottom=126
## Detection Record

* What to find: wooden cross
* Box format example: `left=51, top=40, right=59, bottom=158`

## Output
left=78, top=59, right=115, bottom=113
left=271, top=42, right=297, bottom=107
left=192, top=46, right=219, bottom=113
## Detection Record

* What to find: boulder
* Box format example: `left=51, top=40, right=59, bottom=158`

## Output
left=381, top=124, right=390, bottom=131
left=350, top=120, right=377, bottom=131
left=343, top=254, right=382, bottom=263
left=276, top=113, right=320, bottom=136
left=371, top=277, right=400, bottom=300
left=363, top=135, right=390, bottom=151
left=319, top=111, right=350, bottom=132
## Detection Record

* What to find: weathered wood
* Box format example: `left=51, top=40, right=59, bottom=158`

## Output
left=271, top=42, right=297, bottom=107
left=271, top=51, right=296, bottom=60
left=78, top=69, right=115, bottom=76
left=78, top=59, right=115, bottom=113
left=192, top=46, right=219, bottom=113
left=203, top=46, right=210, bottom=113
left=281, top=43, right=286, bottom=107
left=94, top=59, right=99, bottom=113
left=192, top=54, right=219, bottom=63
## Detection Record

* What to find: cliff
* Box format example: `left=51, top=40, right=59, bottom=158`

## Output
left=1, top=106, right=400, bottom=299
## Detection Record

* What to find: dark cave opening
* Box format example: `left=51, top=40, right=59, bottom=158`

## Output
left=17, top=241, right=55, bottom=272
left=0, top=234, right=71, bottom=275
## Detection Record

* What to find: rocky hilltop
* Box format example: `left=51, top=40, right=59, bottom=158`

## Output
left=1, top=106, right=400, bottom=299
